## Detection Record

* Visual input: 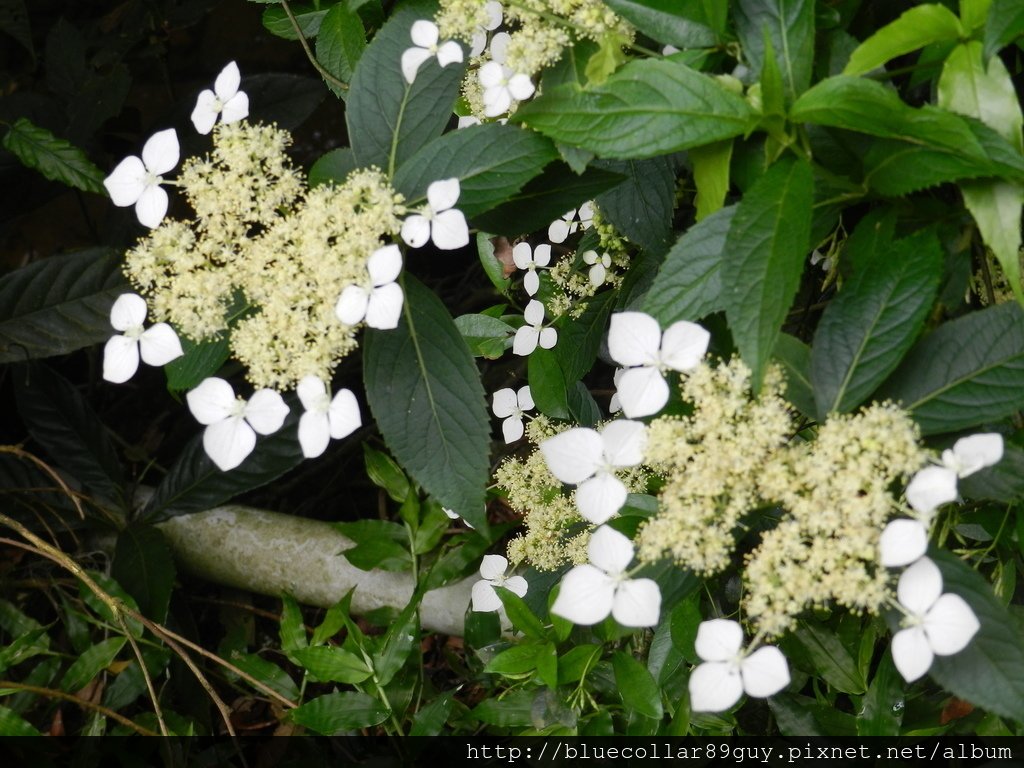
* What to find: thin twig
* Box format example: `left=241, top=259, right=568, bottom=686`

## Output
left=0, top=445, right=86, bottom=520
left=0, top=680, right=158, bottom=735
left=157, top=630, right=237, bottom=737
left=280, top=0, right=349, bottom=92
left=117, top=612, right=169, bottom=736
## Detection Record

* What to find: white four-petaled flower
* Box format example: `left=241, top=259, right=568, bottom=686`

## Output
left=550, top=525, right=660, bottom=627
left=891, top=557, right=980, bottom=683
left=478, top=62, right=534, bottom=117
left=548, top=202, right=594, bottom=244
left=512, top=300, right=557, bottom=356
left=879, top=518, right=930, bottom=568
left=607, top=311, right=711, bottom=418
left=186, top=377, right=289, bottom=472
left=582, top=250, right=611, bottom=287
left=336, top=244, right=405, bottom=330
left=191, top=61, right=249, bottom=135
left=492, top=385, right=534, bottom=443
left=689, top=619, right=790, bottom=712
left=400, top=178, right=470, bottom=251
left=540, top=420, right=646, bottom=524
left=296, top=376, right=361, bottom=459
left=469, top=1, right=503, bottom=56
left=103, top=128, right=180, bottom=229
left=512, top=242, right=551, bottom=296
left=401, top=20, right=464, bottom=84
left=103, top=293, right=184, bottom=383
left=471, top=554, right=527, bottom=612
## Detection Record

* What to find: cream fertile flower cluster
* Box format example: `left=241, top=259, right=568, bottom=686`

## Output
left=101, top=61, right=471, bottom=470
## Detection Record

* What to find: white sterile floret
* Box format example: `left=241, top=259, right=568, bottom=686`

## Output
left=336, top=244, right=405, bottom=330
left=512, top=242, right=551, bottom=296
left=941, top=433, right=1003, bottom=478
left=471, top=554, right=527, bottom=611
left=905, top=465, right=958, bottom=516
left=401, top=20, right=464, bottom=84
left=582, top=250, right=612, bottom=287
left=186, top=377, right=289, bottom=472
left=191, top=61, right=249, bottom=135
left=548, top=202, right=594, bottom=244
left=689, top=619, right=791, bottom=712
left=879, top=518, right=930, bottom=568
left=607, top=311, right=711, bottom=418
left=550, top=525, right=660, bottom=627
left=296, top=376, right=361, bottom=459
left=400, top=178, right=470, bottom=250
left=469, top=1, right=504, bottom=56
left=540, top=419, right=646, bottom=524
left=492, top=385, right=534, bottom=443
left=103, top=128, right=180, bottom=229
left=103, top=293, right=184, bottom=383
left=513, top=300, right=557, bottom=356
left=891, top=557, right=980, bottom=683
left=478, top=62, right=534, bottom=117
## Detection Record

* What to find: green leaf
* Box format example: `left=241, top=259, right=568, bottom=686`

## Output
left=0, top=248, right=127, bottom=363
left=60, top=637, right=126, bottom=693
left=103, top=647, right=171, bottom=712
left=722, top=155, right=814, bottom=390
left=602, top=0, right=717, bottom=48
left=336, top=520, right=412, bottom=571
left=289, top=691, right=389, bottom=735
left=471, top=164, right=624, bottom=236
left=691, top=140, right=733, bottom=221
left=856, top=651, right=904, bottom=736
left=528, top=347, right=570, bottom=419
left=393, top=124, right=558, bottom=218
left=0, top=629, right=49, bottom=676
left=962, top=182, right=1024, bottom=305
left=363, top=275, right=489, bottom=531
left=279, top=593, right=307, bottom=654
left=291, top=646, right=373, bottom=684
left=262, top=4, right=327, bottom=39
left=0, top=707, right=42, bottom=737
left=362, top=443, right=410, bottom=503
left=485, top=643, right=541, bottom=675
left=495, top=586, right=548, bottom=640
left=409, top=691, right=454, bottom=735
left=2, top=118, right=105, bottom=194
left=878, top=303, right=1024, bottom=435
left=793, top=623, right=865, bottom=695
left=163, top=334, right=230, bottom=393
left=612, top=651, right=664, bottom=719
left=984, top=0, right=1024, bottom=59
left=346, top=0, right=464, bottom=175
left=0, top=0, right=33, bottom=58
left=309, top=147, right=357, bottom=187
left=240, top=73, right=326, bottom=130
left=229, top=653, right=300, bottom=701
left=643, top=205, right=734, bottom=325
left=594, top=156, right=677, bottom=255
left=555, top=290, right=615, bottom=384
left=111, top=525, right=175, bottom=623
left=514, top=59, right=756, bottom=159
left=771, top=333, right=816, bottom=418
left=373, top=598, right=419, bottom=686
left=79, top=571, right=143, bottom=639
left=139, top=402, right=305, bottom=522
left=454, top=313, right=513, bottom=358
left=810, top=227, right=942, bottom=418
left=929, top=549, right=1024, bottom=721
left=471, top=689, right=535, bottom=726
left=843, top=4, right=963, bottom=76
left=735, top=0, right=815, bottom=98
left=476, top=233, right=512, bottom=294
left=315, top=3, right=365, bottom=89
left=13, top=363, right=124, bottom=506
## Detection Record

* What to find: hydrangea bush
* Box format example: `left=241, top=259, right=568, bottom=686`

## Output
left=3, top=0, right=1024, bottom=738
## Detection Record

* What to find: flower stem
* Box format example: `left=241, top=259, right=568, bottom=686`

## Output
left=280, top=0, right=350, bottom=93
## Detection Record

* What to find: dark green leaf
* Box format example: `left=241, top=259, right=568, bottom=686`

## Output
left=363, top=275, right=490, bottom=531
left=857, top=651, right=904, bottom=736
left=394, top=124, right=558, bottom=217
left=454, top=313, right=513, bottom=358
left=484, top=643, right=541, bottom=675
left=471, top=689, right=535, bottom=726
left=643, top=205, right=734, bottom=324
left=793, top=622, right=865, bottom=695
left=279, top=593, right=307, bottom=654
left=771, top=333, right=816, bottom=418
left=959, top=442, right=1024, bottom=502
left=567, top=380, right=602, bottom=426
left=0, top=248, right=127, bottom=363
left=594, top=156, right=676, bottom=255
left=528, top=347, right=570, bottom=419
left=362, top=443, right=410, bottom=503
left=476, top=233, right=512, bottom=294
left=0, top=0, right=32, bottom=57
left=13, top=363, right=124, bottom=506
left=495, top=586, right=548, bottom=640
left=111, top=525, right=175, bottom=623
left=471, top=164, right=624, bottom=236
left=878, top=303, right=1024, bottom=435
left=722, top=155, right=814, bottom=390
left=289, top=691, right=389, bottom=734
left=79, top=571, right=142, bottom=639
left=139, top=400, right=304, bottom=522
left=309, top=148, right=357, bottom=187
left=612, top=651, right=663, bottom=719
left=244, top=73, right=325, bottom=130
left=0, top=707, right=42, bottom=737
left=514, top=59, right=756, bottom=159
left=227, top=653, right=300, bottom=701
left=336, top=519, right=412, bottom=571
left=810, top=227, right=942, bottom=418
left=262, top=4, right=327, bottom=39
left=373, top=599, right=419, bottom=686
left=843, top=4, right=963, bottom=76
left=291, top=646, right=373, bottom=684
left=602, top=0, right=718, bottom=48
left=985, top=0, right=1024, bottom=59
left=315, top=3, right=366, bottom=89
left=556, top=290, right=615, bottom=384
left=60, top=637, right=126, bottom=693
left=409, top=691, right=454, bottom=735
left=735, top=0, right=815, bottom=99
left=930, top=549, right=1024, bottom=721
left=346, top=0, right=464, bottom=174
left=103, top=647, right=171, bottom=712
left=3, top=118, right=105, bottom=194
left=163, top=334, right=230, bottom=393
